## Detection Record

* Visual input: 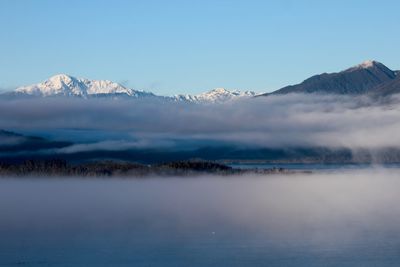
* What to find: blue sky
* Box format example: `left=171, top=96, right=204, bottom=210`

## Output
left=1, top=0, right=399, bottom=95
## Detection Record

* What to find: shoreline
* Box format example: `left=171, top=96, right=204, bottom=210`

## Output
left=0, top=159, right=308, bottom=178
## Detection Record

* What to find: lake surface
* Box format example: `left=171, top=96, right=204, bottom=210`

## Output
left=1, top=169, right=400, bottom=266
left=229, top=162, right=400, bottom=171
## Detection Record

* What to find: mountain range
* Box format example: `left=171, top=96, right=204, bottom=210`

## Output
left=10, top=74, right=257, bottom=103
left=2, top=60, right=400, bottom=102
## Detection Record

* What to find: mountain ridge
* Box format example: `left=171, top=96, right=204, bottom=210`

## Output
left=264, top=60, right=399, bottom=96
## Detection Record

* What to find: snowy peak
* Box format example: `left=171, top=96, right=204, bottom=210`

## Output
left=84, top=79, right=133, bottom=96
left=346, top=60, right=386, bottom=72
left=16, top=74, right=86, bottom=96
left=175, top=88, right=257, bottom=103
left=15, top=74, right=153, bottom=98
left=357, top=60, right=377, bottom=69
left=48, top=74, right=75, bottom=84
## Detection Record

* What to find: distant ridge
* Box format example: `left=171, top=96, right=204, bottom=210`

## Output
left=0, top=129, right=71, bottom=153
left=174, top=88, right=256, bottom=103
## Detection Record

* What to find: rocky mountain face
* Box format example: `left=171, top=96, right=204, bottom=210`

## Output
left=265, top=60, right=399, bottom=96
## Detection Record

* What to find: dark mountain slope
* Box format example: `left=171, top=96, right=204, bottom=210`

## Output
left=0, top=130, right=71, bottom=153
left=265, top=61, right=396, bottom=95
left=369, top=74, right=400, bottom=97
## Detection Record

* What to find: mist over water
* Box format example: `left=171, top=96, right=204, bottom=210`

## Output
left=2, top=94, right=400, bottom=151
left=1, top=169, right=400, bottom=266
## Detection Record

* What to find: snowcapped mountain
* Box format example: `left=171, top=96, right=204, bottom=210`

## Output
left=15, top=74, right=156, bottom=98
left=174, top=88, right=257, bottom=103
left=12, top=74, right=256, bottom=103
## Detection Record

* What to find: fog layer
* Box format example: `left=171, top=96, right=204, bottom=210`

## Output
left=1, top=94, right=400, bottom=152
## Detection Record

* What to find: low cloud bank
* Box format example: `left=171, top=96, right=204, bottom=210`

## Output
left=0, top=94, right=400, bottom=151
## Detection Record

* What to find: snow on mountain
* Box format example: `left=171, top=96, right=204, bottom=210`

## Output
left=15, top=74, right=155, bottom=98
left=174, top=88, right=257, bottom=103
left=345, top=60, right=387, bottom=72
left=13, top=74, right=256, bottom=103
left=354, top=60, right=376, bottom=69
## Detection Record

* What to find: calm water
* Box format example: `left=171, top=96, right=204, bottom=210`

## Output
left=229, top=162, right=400, bottom=171
left=1, top=169, right=400, bottom=266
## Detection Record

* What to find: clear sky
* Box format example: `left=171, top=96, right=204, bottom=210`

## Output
left=1, top=0, right=400, bottom=95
